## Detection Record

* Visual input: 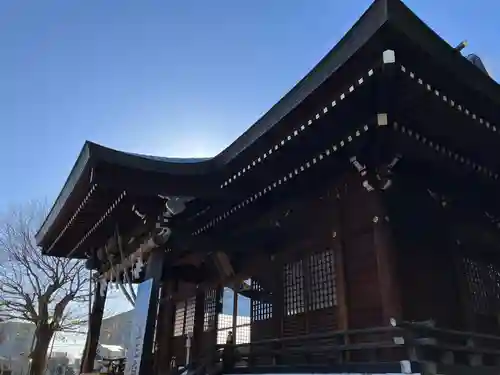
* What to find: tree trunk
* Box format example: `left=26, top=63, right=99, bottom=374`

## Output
left=30, top=325, right=54, bottom=375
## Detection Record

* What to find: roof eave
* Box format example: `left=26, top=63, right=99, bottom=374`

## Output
left=385, top=0, right=500, bottom=106
left=35, top=142, right=93, bottom=247
left=212, top=0, right=390, bottom=165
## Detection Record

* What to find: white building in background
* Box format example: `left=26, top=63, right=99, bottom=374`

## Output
left=96, top=344, right=125, bottom=360
left=99, top=310, right=134, bottom=351
left=0, top=321, right=35, bottom=375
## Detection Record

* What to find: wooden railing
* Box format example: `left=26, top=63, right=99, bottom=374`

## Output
left=206, top=321, right=500, bottom=374
left=397, top=320, right=500, bottom=371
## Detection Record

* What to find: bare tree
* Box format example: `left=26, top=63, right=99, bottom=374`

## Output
left=0, top=202, right=90, bottom=375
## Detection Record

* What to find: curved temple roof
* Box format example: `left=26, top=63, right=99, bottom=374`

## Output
left=36, top=0, right=500, bottom=256
left=35, top=141, right=214, bottom=245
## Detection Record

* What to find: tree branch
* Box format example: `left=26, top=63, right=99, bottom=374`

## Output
left=0, top=201, right=91, bottom=347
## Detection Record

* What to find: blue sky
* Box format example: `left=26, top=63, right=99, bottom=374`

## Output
left=0, top=0, right=498, bottom=213
left=0, top=0, right=497, bottom=359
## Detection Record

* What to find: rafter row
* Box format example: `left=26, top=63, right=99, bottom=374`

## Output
left=220, top=67, right=377, bottom=189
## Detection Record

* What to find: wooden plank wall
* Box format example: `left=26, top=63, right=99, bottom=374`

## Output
left=461, top=255, right=500, bottom=334
left=155, top=169, right=500, bottom=369
left=396, top=235, right=462, bottom=328
left=385, top=176, right=465, bottom=330
left=247, top=171, right=406, bottom=351
left=248, top=191, right=342, bottom=363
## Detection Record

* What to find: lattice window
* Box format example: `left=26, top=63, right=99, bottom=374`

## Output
left=487, top=264, right=500, bottom=301
left=308, top=249, right=337, bottom=310
left=463, top=257, right=500, bottom=315
left=284, top=260, right=305, bottom=316
left=184, top=296, right=196, bottom=335
left=236, top=325, right=251, bottom=344
left=204, top=288, right=218, bottom=331
left=251, top=280, right=272, bottom=321
left=218, top=313, right=232, bottom=329
left=173, top=301, right=186, bottom=336
left=217, top=325, right=251, bottom=345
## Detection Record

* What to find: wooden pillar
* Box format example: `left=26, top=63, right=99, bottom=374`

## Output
left=340, top=173, right=401, bottom=328
left=124, top=248, right=165, bottom=375
left=373, top=209, right=401, bottom=324
left=81, top=279, right=107, bottom=374
left=154, top=282, right=173, bottom=375
left=338, top=50, right=401, bottom=328
left=333, top=228, right=349, bottom=331
left=191, top=287, right=205, bottom=366
left=155, top=280, right=177, bottom=375
left=372, top=50, right=400, bottom=324
left=271, top=256, right=284, bottom=364
left=272, top=256, right=284, bottom=337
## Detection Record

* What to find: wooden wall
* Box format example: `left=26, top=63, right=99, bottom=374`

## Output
left=460, top=255, right=500, bottom=334
left=249, top=171, right=402, bottom=345
left=383, top=174, right=500, bottom=333
left=154, top=168, right=500, bottom=370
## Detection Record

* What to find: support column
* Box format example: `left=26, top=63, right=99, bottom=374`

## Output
left=340, top=49, right=401, bottom=328
left=373, top=208, right=401, bottom=324
left=155, top=280, right=177, bottom=375
left=153, top=283, right=171, bottom=375
left=340, top=172, right=401, bottom=328
left=81, top=280, right=107, bottom=374
left=191, top=287, right=205, bottom=366
left=333, top=227, right=349, bottom=331
left=271, top=256, right=284, bottom=364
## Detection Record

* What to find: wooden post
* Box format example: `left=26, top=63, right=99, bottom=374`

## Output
left=340, top=172, right=402, bottom=329
left=334, top=192, right=349, bottom=332
left=271, top=255, right=284, bottom=364
left=372, top=49, right=401, bottom=324
left=334, top=189, right=350, bottom=363
left=373, top=214, right=401, bottom=324
left=81, top=279, right=107, bottom=374
left=155, top=280, right=177, bottom=375
left=191, top=287, right=205, bottom=366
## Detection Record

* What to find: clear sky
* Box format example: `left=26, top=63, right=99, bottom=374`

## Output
left=0, top=0, right=498, bottom=350
left=0, top=0, right=498, bottom=212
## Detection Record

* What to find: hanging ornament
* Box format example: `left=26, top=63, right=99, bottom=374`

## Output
left=132, top=265, right=141, bottom=280
left=99, top=278, right=108, bottom=297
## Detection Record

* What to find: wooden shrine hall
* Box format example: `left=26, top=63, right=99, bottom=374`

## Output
left=36, top=0, right=500, bottom=374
